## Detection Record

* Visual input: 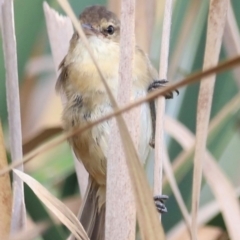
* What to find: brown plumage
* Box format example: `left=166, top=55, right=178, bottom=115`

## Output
left=57, top=5, right=172, bottom=240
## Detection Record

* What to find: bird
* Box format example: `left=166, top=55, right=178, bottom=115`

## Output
left=56, top=5, right=175, bottom=240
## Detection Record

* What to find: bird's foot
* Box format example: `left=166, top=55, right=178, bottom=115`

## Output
left=148, top=79, right=179, bottom=99
left=154, top=195, right=168, bottom=214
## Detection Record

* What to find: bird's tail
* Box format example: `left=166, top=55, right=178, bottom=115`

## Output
left=79, top=178, right=106, bottom=240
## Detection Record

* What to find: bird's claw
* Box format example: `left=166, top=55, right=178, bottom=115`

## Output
left=148, top=79, right=179, bottom=99
left=154, top=195, right=168, bottom=214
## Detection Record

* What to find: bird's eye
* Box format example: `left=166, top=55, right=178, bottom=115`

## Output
left=106, top=25, right=115, bottom=35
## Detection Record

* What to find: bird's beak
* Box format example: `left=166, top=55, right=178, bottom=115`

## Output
left=81, top=23, right=98, bottom=36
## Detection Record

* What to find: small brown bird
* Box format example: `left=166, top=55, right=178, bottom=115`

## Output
left=57, top=5, right=174, bottom=240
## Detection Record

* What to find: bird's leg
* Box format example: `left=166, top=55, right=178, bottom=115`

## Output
left=147, top=79, right=167, bottom=148
left=148, top=79, right=179, bottom=148
left=148, top=79, right=177, bottom=214
left=149, top=100, right=156, bottom=148
left=154, top=195, right=169, bottom=214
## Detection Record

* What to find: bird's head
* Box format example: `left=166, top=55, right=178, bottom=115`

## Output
left=79, top=5, right=120, bottom=43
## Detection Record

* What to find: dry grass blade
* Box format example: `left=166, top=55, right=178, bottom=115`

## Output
left=55, top=196, right=81, bottom=223
left=43, top=1, right=88, bottom=198
left=165, top=112, right=240, bottom=240
left=9, top=221, right=50, bottom=240
left=154, top=0, right=173, bottom=211
left=106, top=0, right=136, bottom=239
left=0, top=122, right=12, bottom=239
left=0, top=0, right=26, bottom=232
left=191, top=1, right=229, bottom=239
left=1, top=56, right=240, bottom=178
left=223, top=2, right=240, bottom=89
left=13, top=169, right=89, bottom=240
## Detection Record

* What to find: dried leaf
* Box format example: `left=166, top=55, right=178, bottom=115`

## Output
left=13, top=169, right=89, bottom=240
left=43, top=1, right=73, bottom=71
left=49, top=196, right=81, bottom=224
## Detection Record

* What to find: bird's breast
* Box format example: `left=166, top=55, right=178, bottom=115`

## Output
left=66, top=36, right=120, bottom=96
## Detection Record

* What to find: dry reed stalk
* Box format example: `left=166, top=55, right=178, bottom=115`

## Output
left=0, top=122, right=12, bottom=239
left=1, top=55, right=240, bottom=178
left=191, top=1, right=229, bottom=239
left=106, top=0, right=136, bottom=239
left=0, top=0, right=26, bottom=232
left=154, top=0, right=173, bottom=214
left=43, top=2, right=88, bottom=197
left=223, top=2, right=240, bottom=89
